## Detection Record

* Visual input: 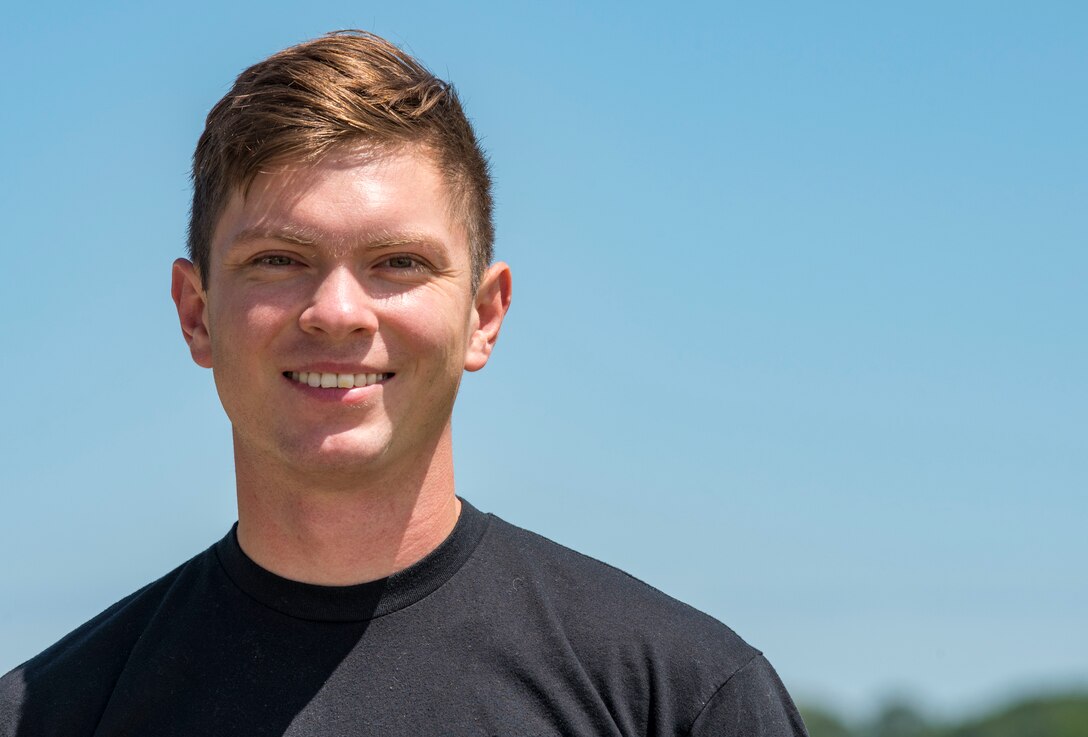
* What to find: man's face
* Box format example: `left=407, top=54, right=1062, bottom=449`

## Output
left=172, top=145, right=509, bottom=480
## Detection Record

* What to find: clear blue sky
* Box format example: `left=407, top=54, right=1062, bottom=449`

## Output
left=1, top=1, right=1085, bottom=720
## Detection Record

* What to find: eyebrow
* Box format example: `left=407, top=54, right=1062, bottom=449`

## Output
left=231, top=223, right=324, bottom=248
left=230, top=224, right=446, bottom=253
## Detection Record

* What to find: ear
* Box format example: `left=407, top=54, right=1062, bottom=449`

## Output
left=171, top=258, right=213, bottom=369
left=464, top=262, right=512, bottom=372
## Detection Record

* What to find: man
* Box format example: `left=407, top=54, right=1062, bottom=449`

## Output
left=1, top=31, right=807, bottom=736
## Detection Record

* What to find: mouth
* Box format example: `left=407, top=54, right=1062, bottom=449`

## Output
left=283, top=371, right=394, bottom=389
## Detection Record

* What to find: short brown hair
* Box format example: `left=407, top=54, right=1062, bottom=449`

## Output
left=187, top=30, right=493, bottom=289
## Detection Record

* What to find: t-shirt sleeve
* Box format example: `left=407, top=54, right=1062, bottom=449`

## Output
left=687, top=654, right=809, bottom=737
left=0, top=667, right=27, bottom=737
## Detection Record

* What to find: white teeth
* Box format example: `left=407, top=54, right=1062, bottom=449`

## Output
left=290, top=371, right=389, bottom=388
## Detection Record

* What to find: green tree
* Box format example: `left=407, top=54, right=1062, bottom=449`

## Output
left=946, top=694, right=1088, bottom=737
left=796, top=690, right=1088, bottom=737
left=798, top=703, right=855, bottom=737
left=864, top=699, right=935, bottom=737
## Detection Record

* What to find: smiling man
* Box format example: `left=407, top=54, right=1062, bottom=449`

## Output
left=176, top=145, right=501, bottom=586
left=1, top=31, right=807, bottom=736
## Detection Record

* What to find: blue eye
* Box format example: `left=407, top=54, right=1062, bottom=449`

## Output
left=385, top=256, right=420, bottom=269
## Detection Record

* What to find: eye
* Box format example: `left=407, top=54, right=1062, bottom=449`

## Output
left=382, top=255, right=424, bottom=270
left=254, top=254, right=296, bottom=267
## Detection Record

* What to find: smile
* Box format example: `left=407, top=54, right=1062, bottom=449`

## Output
left=284, top=371, right=393, bottom=389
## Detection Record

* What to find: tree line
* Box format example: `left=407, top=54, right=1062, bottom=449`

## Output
left=799, top=691, right=1088, bottom=737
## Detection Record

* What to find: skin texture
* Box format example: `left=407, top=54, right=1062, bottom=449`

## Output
left=171, top=145, right=511, bottom=584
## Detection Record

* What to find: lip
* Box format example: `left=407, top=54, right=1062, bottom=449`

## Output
left=287, top=364, right=388, bottom=375
left=282, top=371, right=393, bottom=404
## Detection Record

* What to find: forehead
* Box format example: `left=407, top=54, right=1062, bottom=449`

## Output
left=210, top=145, right=467, bottom=261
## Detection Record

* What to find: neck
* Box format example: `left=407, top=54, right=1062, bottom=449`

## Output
left=233, top=427, right=461, bottom=586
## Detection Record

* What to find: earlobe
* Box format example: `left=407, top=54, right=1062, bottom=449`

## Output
left=464, top=262, right=512, bottom=372
left=171, top=258, right=213, bottom=369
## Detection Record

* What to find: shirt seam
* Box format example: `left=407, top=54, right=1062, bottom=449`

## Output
left=213, top=513, right=494, bottom=624
left=683, top=650, right=764, bottom=737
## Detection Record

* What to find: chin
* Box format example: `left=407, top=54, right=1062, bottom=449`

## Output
left=299, top=436, right=391, bottom=466
left=259, top=427, right=392, bottom=473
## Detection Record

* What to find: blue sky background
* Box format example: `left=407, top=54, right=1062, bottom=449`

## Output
left=1, top=0, right=1085, bottom=720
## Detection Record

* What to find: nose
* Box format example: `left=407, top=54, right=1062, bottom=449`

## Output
left=298, top=266, right=379, bottom=338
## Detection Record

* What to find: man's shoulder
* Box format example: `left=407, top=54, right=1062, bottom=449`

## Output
left=0, top=547, right=212, bottom=736
left=464, top=512, right=807, bottom=735
left=476, top=513, right=760, bottom=677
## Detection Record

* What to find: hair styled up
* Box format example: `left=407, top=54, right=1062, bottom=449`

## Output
left=187, top=30, right=493, bottom=289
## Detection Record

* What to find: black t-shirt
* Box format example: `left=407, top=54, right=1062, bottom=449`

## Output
left=1, top=501, right=808, bottom=736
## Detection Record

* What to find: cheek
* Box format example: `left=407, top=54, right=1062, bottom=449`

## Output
left=380, top=293, right=471, bottom=366
left=212, top=292, right=296, bottom=341
left=207, top=303, right=294, bottom=383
